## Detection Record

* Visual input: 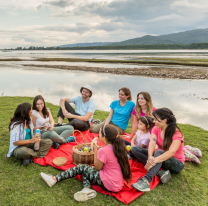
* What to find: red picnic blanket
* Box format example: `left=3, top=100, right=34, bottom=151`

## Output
left=34, top=130, right=160, bottom=204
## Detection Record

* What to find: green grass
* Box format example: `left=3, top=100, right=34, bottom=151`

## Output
left=2, top=57, right=208, bottom=67
left=0, top=96, right=208, bottom=206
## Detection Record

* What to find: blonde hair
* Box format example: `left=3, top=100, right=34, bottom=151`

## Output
left=135, top=92, right=154, bottom=117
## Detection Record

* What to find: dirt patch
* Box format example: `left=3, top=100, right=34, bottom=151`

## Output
left=22, top=64, right=208, bottom=80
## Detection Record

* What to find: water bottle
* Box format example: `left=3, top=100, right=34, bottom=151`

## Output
left=34, top=129, right=40, bottom=151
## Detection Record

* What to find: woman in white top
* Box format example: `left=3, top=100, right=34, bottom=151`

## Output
left=32, top=95, right=75, bottom=147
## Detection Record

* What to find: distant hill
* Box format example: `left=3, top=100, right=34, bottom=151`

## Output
left=55, top=28, right=208, bottom=48
left=108, top=28, right=208, bottom=46
left=57, top=42, right=114, bottom=47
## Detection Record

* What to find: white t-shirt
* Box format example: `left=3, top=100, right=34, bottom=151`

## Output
left=32, top=109, right=50, bottom=128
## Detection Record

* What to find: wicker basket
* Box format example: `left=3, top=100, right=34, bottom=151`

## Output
left=53, top=157, right=67, bottom=167
left=72, top=130, right=94, bottom=165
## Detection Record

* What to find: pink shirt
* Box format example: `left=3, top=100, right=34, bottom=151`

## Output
left=152, top=126, right=185, bottom=163
left=135, top=130, right=151, bottom=149
left=97, top=145, right=123, bottom=192
left=132, top=107, right=156, bottom=117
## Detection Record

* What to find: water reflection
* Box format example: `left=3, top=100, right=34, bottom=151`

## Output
left=1, top=50, right=208, bottom=60
left=0, top=64, right=208, bottom=130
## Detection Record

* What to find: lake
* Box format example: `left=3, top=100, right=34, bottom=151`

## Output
left=1, top=50, right=208, bottom=130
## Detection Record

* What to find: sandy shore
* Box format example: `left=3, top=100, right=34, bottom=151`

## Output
left=23, top=64, right=208, bottom=80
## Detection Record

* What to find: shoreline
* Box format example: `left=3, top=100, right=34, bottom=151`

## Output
left=23, top=64, right=208, bottom=80
left=2, top=57, right=208, bottom=67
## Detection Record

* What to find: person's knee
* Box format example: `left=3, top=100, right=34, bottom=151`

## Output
left=67, top=125, right=74, bottom=132
left=64, top=101, right=69, bottom=107
left=154, top=149, right=164, bottom=157
left=44, top=131, right=55, bottom=139
left=40, top=139, right=52, bottom=146
left=90, top=127, right=99, bottom=133
left=14, top=147, right=34, bottom=159
left=131, top=146, right=143, bottom=155
left=70, top=119, right=88, bottom=131
left=90, top=124, right=100, bottom=133
left=70, top=119, right=80, bottom=127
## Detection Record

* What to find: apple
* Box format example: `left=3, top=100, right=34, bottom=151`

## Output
left=83, top=147, right=89, bottom=152
left=126, top=145, right=132, bottom=152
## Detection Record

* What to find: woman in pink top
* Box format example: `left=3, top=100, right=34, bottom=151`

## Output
left=131, top=108, right=184, bottom=192
left=128, top=92, right=156, bottom=139
left=40, top=124, right=131, bottom=202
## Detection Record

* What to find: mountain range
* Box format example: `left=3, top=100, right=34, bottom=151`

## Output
left=58, top=28, right=208, bottom=47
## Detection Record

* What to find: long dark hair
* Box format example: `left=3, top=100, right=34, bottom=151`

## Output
left=9, top=103, right=32, bottom=130
left=101, top=125, right=132, bottom=183
left=33, top=95, right=49, bottom=118
left=153, top=108, right=183, bottom=151
left=119, top=87, right=132, bottom=101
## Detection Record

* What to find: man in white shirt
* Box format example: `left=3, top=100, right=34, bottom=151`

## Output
left=55, top=85, right=96, bottom=131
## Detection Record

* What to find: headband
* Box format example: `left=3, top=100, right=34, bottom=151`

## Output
left=103, top=124, right=106, bottom=136
left=143, top=116, right=149, bottom=125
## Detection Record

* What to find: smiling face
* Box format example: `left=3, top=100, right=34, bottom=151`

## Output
left=153, top=115, right=167, bottom=129
left=119, top=89, right=129, bottom=101
left=138, top=94, right=147, bottom=107
left=36, top=99, right=44, bottom=111
left=81, top=88, right=91, bottom=99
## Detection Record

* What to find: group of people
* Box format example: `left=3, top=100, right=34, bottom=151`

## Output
left=7, top=85, right=201, bottom=202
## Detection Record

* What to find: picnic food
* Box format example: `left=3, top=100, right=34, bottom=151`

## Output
left=83, top=147, right=89, bottom=152
left=126, top=145, right=132, bottom=152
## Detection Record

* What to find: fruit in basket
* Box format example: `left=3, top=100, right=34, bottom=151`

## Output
left=83, top=147, right=89, bottom=152
left=126, top=145, right=132, bottom=152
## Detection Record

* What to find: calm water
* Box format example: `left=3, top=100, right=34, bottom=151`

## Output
left=0, top=60, right=208, bottom=130
left=2, top=50, right=208, bottom=60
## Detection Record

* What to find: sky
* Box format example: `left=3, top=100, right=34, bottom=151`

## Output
left=1, top=0, right=208, bottom=48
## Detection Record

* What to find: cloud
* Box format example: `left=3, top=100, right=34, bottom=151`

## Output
left=43, top=0, right=74, bottom=8
left=1, top=0, right=208, bottom=48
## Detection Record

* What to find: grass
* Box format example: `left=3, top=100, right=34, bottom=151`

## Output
left=141, top=57, right=208, bottom=62
left=2, top=57, right=208, bottom=67
left=0, top=96, right=208, bottom=206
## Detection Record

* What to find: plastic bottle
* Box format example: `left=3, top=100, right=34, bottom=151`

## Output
left=34, top=129, right=40, bottom=151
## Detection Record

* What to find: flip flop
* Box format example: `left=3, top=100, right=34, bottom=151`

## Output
left=74, top=188, right=97, bottom=202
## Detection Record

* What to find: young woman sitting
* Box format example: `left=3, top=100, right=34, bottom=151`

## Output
left=32, top=95, right=75, bottom=148
left=128, top=91, right=156, bottom=139
left=7, top=103, right=52, bottom=166
left=40, top=124, right=132, bottom=202
left=90, top=87, right=135, bottom=135
left=131, top=108, right=185, bottom=191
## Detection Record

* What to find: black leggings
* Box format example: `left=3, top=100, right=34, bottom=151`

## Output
left=57, top=101, right=90, bottom=131
left=131, top=146, right=184, bottom=183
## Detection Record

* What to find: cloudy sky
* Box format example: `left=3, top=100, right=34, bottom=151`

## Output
left=1, top=0, right=208, bottom=48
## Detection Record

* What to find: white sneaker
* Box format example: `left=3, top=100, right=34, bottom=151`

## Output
left=74, top=188, right=97, bottom=202
left=40, top=172, right=56, bottom=187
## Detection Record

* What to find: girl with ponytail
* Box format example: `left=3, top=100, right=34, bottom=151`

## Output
left=131, top=108, right=184, bottom=192
left=40, top=124, right=131, bottom=202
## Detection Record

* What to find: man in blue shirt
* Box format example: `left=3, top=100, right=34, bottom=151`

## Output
left=55, top=85, right=96, bottom=131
